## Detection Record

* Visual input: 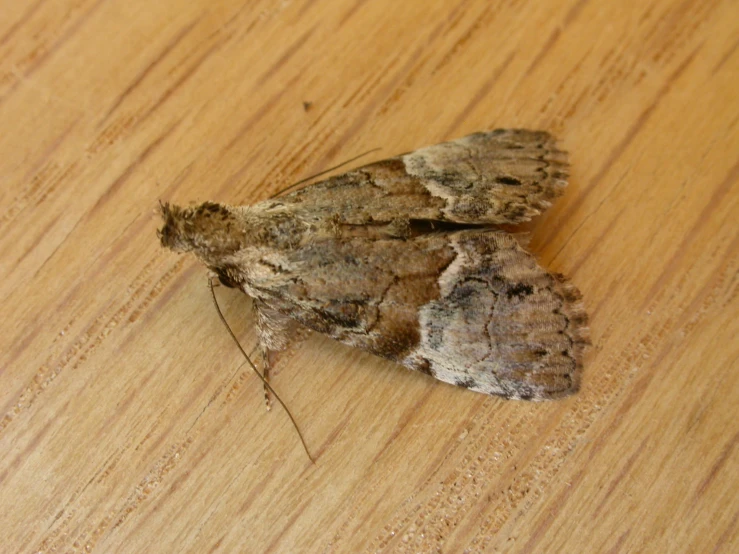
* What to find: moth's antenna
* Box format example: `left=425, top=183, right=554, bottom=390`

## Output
left=208, top=278, right=315, bottom=463
left=270, top=148, right=381, bottom=198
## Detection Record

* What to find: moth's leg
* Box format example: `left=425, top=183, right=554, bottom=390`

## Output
left=261, top=350, right=272, bottom=411
left=252, top=298, right=309, bottom=410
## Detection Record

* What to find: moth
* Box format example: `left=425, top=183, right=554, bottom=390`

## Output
left=159, top=130, right=588, bottom=402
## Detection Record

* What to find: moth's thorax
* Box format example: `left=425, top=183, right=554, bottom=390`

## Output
left=159, top=202, right=242, bottom=262
left=158, top=200, right=317, bottom=282
left=160, top=202, right=293, bottom=259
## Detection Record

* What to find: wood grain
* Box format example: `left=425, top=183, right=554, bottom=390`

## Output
left=1, top=0, right=737, bottom=552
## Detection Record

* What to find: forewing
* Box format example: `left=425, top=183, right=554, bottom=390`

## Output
left=407, top=230, right=589, bottom=400
left=271, top=129, right=568, bottom=226
left=249, top=234, right=458, bottom=364
left=249, top=230, right=588, bottom=400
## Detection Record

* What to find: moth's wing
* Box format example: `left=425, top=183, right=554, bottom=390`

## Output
left=273, top=129, right=568, bottom=225
left=250, top=230, right=588, bottom=400
left=407, top=231, right=589, bottom=400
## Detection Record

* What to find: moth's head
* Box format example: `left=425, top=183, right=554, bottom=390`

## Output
left=158, top=201, right=245, bottom=264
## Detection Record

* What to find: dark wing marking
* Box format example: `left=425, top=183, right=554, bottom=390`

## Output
left=268, top=129, right=568, bottom=226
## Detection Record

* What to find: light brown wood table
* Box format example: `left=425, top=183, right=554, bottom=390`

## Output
left=1, top=0, right=737, bottom=552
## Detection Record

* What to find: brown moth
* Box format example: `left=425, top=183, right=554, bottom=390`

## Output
left=159, top=130, right=588, bottom=401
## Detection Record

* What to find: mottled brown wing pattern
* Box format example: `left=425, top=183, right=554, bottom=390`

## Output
left=249, top=231, right=587, bottom=400
left=271, top=129, right=568, bottom=226
left=405, top=231, right=588, bottom=400
left=247, top=234, right=457, bottom=364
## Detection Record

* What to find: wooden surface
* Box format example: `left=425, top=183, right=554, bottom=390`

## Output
left=1, top=0, right=737, bottom=552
